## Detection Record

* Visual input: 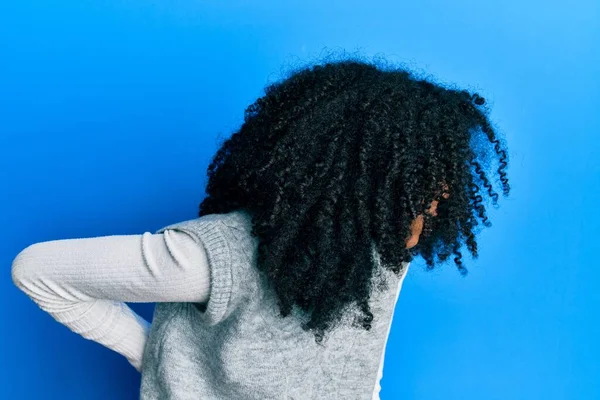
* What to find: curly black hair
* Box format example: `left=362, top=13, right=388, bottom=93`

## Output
left=198, top=52, right=510, bottom=344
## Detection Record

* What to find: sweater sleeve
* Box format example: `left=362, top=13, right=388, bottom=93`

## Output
left=10, top=229, right=211, bottom=372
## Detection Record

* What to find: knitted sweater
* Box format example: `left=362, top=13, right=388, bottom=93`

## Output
left=11, top=208, right=409, bottom=399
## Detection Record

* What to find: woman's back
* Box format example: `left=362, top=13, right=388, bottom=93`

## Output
left=140, top=209, right=410, bottom=400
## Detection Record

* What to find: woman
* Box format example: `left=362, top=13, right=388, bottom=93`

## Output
left=12, top=55, right=510, bottom=399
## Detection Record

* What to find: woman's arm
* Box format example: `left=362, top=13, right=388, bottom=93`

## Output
left=11, top=229, right=211, bottom=372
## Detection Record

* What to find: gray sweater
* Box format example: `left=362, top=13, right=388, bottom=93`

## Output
left=140, top=209, right=409, bottom=399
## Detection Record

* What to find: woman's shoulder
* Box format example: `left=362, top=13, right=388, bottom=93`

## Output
left=218, top=208, right=253, bottom=230
left=159, top=209, right=252, bottom=231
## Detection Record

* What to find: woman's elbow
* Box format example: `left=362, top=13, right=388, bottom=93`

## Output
left=11, top=243, right=43, bottom=291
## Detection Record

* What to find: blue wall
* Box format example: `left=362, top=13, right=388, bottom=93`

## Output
left=1, top=1, right=598, bottom=399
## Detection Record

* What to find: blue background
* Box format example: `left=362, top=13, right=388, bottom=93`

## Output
left=1, top=1, right=598, bottom=399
